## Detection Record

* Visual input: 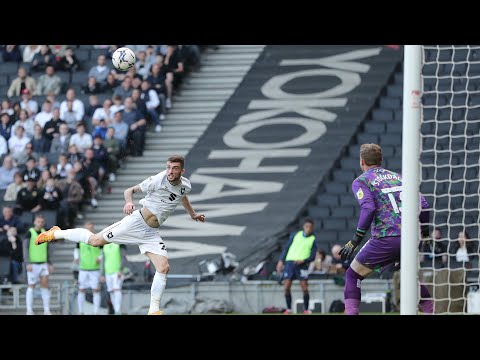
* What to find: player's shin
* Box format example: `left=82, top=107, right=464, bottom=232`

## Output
left=55, top=229, right=92, bottom=244
left=344, top=267, right=365, bottom=315
left=148, top=272, right=167, bottom=314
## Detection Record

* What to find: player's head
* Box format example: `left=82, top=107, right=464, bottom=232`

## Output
left=359, top=143, right=382, bottom=171
left=34, top=215, right=45, bottom=229
left=166, top=155, right=185, bottom=184
left=303, top=217, right=314, bottom=235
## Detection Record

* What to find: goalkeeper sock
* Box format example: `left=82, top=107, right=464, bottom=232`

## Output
left=344, top=267, right=364, bottom=315
left=419, top=284, right=434, bottom=314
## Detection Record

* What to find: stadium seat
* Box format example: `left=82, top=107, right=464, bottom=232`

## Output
left=372, top=108, right=393, bottom=121
left=316, top=194, right=338, bottom=207
left=364, top=121, right=385, bottom=134
left=357, top=133, right=379, bottom=145
left=386, top=121, right=402, bottom=134
left=308, top=206, right=330, bottom=218
left=323, top=218, right=346, bottom=231
left=380, top=96, right=401, bottom=110
left=325, top=183, right=347, bottom=194
left=387, top=84, right=403, bottom=98
left=332, top=169, right=356, bottom=183
left=20, top=212, right=34, bottom=228
left=331, top=207, right=354, bottom=218
left=340, top=157, right=360, bottom=170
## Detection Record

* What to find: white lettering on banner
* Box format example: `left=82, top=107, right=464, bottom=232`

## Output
left=196, top=149, right=311, bottom=174
left=160, top=48, right=382, bottom=243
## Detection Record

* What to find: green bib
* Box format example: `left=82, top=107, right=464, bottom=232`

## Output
left=79, top=243, right=101, bottom=270
left=285, top=231, right=316, bottom=261
left=103, top=243, right=121, bottom=275
left=28, top=227, right=47, bottom=263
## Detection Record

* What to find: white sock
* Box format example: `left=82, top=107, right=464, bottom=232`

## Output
left=113, top=290, right=122, bottom=314
left=77, top=291, right=85, bottom=314
left=93, top=292, right=101, bottom=315
left=26, top=287, right=34, bottom=313
left=54, top=229, right=92, bottom=244
left=40, top=288, right=50, bottom=312
left=148, top=272, right=167, bottom=314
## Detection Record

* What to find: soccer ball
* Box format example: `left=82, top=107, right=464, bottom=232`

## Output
left=112, top=47, right=136, bottom=71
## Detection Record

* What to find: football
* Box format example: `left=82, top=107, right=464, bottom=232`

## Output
left=112, top=47, right=136, bottom=71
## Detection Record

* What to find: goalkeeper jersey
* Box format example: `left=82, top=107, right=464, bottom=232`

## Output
left=351, top=166, right=429, bottom=238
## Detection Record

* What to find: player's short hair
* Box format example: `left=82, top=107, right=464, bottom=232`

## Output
left=168, top=155, right=185, bottom=169
left=360, top=143, right=383, bottom=166
left=303, top=217, right=314, bottom=225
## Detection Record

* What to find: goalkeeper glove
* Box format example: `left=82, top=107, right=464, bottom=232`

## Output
left=339, top=230, right=365, bottom=261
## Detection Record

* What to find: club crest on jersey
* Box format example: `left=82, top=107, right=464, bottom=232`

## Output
left=356, top=188, right=364, bottom=199
left=181, top=187, right=185, bottom=194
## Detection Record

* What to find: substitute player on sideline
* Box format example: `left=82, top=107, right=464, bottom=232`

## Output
left=35, top=154, right=206, bottom=315
left=339, top=143, right=433, bottom=315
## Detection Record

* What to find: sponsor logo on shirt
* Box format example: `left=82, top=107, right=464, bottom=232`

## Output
left=356, top=188, right=364, bottom=199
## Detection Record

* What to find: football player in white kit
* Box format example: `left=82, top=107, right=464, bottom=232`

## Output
left=35, top=154, right=206, bottom=315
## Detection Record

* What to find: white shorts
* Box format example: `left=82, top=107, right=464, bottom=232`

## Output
left=100, top=210, right=168, bottom=258
left=78, top=269, right=101, bottom=290
left=27, top=263, right=49, bottom=285
left=105, top=273, right=124, bottom=292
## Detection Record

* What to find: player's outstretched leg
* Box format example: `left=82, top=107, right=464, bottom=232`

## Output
left=344, top=267, right=365, bottom=315
left=418, top=284, right=435, bottom=314
left=35, top=227, right=96, bottom=245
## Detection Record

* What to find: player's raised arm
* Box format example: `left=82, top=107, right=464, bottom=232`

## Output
left=181, top=195, right=205, bottom=222
left=123, top=185, right=142, bottom=215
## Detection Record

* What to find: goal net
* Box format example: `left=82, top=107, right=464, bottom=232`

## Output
left=419, top=45, right=480, bottom=314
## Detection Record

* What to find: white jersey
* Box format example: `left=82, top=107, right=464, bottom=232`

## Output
left=138, top=170, right=191, bottom=225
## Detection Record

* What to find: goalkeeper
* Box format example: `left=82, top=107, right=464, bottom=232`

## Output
left=339, top=143, right=432, bottom=315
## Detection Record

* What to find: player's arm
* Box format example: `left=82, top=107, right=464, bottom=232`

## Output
left=181, top=195, right=205, bottom=222
left=277, top=233, right=295, bottom=271
left=123, top=185, right=142, bottom=215
left=304, top=241, right=318, bottom=264
left=339, top=180, right=375, bottom=261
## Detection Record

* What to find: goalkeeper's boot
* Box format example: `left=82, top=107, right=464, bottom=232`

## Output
left=35, top=226, right=61, bottom=245
left=148, top=310, right=164, bottom=315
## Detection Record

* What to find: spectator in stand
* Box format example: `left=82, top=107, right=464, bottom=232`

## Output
left=88, top=55, right=111, bottom=86
left=0, top=112, right=13, bottom=142
left=420, top=228, right=447, bottom=269
left=1, top=99, right=15, bottom=117
left=30, top=45, right=56, bottom=72
left=330, top=244, right=350, bottom=274
left=30, top=123, right=50, bottom=154
left=308, top=248, right=333, bottom=274
left=48, top=163, right=60, bottom=180
left=103, top=127, right=119, bottom=181
left=37, top=155, right=49, bottom=172
left=163, top=45, right=185, bottom=109
left=43, top=107, right=65, bottom=143
left=20, top=89, right=39, bottom=120
left=0, top=155, right=18, bottom=190
left=131, top=75, right=143, bottom=92
left=23, top=214, right=53, bottom=315
left=74, top=221, right=103, bottom=315
left=92, top=99, right=113, bottom=128
left=276, top=217, right=317, bottom=314
left=36, top=65, right=62, bottom=96
left=2, top=45, right=22, bottom=62
left=22, top=156, right=41, bottom=182
left=92, top=119, right=108, bottom=140
left=34, top=100, right=54, bottom=129
left=56, top=46, right=80, bottom=73
left=7, top=67, right=37, bottom=98
left=39, top=178, right=62, bottom=213
left=36, top=170, right=52, bottom=191
left=56, top=168, right=84, bottom=228
left=140, top=79, right=164, bottom=132
left=15, top=175, right=42, bottom=215
left=110, top=95, right=124, bottom=115
left=49, top=45, right=68, bottom=62
left=56, top=153, right=72, bottom=179
left=110, top=111, right=128, bottom=156
left=83, top=146, right=104, bottom=188
left=12, top=142, right=38, bottom=168
left=8, top=126, right=31, bottom=159
left=50, top=123, right=71, bottom=154
left=147, top=63, right=167, bottom=97
left=135, top=51, right=151, bottom=79
left=82, top=76, right=102, bottom=95
left=145, top=45, right=158, bottom=68
left=23, top=45, right=41, bottom=63
left=0, top=206, right=23, bottom=233
left=69, top=122, right=92, bottom=154
left=113, top=76, right=133, bottom=101
left=449, top=230, right=479, bottom=269
left=130, top=88, right=147, bottom=119
left=6, top=226, right=23, bottom=284
left=46, top=92, right=61, bottom=110
left=102, top=73, right=118, bottom=95
left=121, top=97, right=146, bottom=157
left=60, top=88, right=85, bottom=124
left=92, top=135, right=108, bottom=177
left=67, top=144, right=82, bottom=165
left=11, top=102, right=22, bottom=122
left=0, top=135, right=6, bottom=158
left=83, top=95, right=101, bottom=133
left=3, top=171, right=25, bottom=201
